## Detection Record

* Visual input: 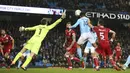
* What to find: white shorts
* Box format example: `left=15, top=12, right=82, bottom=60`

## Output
left=84, top=47, right=95, bottom=53
left=77, top=32, right=95, bottom=45
left=22, top=52, right=30, bottom=57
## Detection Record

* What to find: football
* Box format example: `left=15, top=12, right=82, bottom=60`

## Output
left=75, top=9, right=81, bottom=16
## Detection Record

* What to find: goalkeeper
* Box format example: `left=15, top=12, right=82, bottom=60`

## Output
left=11, top=11, right=66, bottom=70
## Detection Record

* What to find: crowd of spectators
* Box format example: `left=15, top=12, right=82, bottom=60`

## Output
left=0, top=0, right=130, bottom=11
left=115, top=26, right=130, bottom=60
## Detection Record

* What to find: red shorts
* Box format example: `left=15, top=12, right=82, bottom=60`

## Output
left=3, top=45, right=12, bottom=54
left=96, top=41, right=112, bottom=56
left=68, top=47, right=77, bottom=54
left=65, top=43, right=77, bottom=54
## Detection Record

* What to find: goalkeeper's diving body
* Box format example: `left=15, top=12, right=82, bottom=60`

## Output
left=11, top=11, right=66, bottom=70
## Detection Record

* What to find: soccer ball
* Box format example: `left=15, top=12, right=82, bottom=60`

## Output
left=75, top=9, right=81, bottom=16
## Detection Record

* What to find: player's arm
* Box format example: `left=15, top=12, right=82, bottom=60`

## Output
left=10, top=36, right=14, bottom=49
left=68, top=33, right=76, bottom=48
left=63, top=36, right=67, bottom=47
left=109, top=30, right=116, bottom=41
left=87, top=18, right=94, bottom=28
left=48, top=19, right=63, bottom=30
left=120, top=47, right=122, bottom=55
left=48, top=11, right=66, bottom=30
left=70, top=19, right=80, bottom=28
left=113, top=48, right=116, bottom=55
left=19, top=25, right=38, bottom=32
left=24, top=26, right=38, bottom=31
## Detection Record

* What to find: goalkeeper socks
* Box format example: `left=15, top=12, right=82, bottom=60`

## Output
left=12, top=52, right=22, bottom=64
left=124, top=55, right=130, bottom=67
left=22, top=56, right=32, bottom=68
left=18, top=60, right=22, bottom=68
left=77, top=48, right=82, bottom=59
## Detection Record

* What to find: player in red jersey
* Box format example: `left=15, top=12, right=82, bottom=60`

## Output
left=113, top=42, right=122, bottom=65
left=63, top=22, right=84, bottom=70
left=93, top=20, right=121, bottom=71
left=0, top=29, right=14, bottom=67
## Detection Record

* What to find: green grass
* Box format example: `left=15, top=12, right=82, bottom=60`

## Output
left=0, top=68, right=130, bottom=73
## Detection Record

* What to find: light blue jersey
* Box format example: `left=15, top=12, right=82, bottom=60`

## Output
left=70, top=17, right=91, bottom=34
left=86, top=32, right=97, bottom=47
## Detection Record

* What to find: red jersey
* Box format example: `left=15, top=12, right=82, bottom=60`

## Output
left=65, top=29, right=76, bottom=47
left=94, top=26, right=110, bottom=42
left=94, top=26, right=112, bottom=56
left=114, top=46, right=122, bottom=56
left=0, top=34, right=13, bottom=47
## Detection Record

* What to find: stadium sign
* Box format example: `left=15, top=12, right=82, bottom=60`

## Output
left=86, top=12, right=130, bottom=20
left=0, top=5, right=63, bottom=15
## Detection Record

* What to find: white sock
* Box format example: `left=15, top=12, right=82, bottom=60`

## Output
left=18, top=60, right=22, bottom=68
left=124, top=55, right=130, bottom=67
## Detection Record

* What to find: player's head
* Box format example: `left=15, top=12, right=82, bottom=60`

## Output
left=0, top=29, right=6, bottom=35
left=40, top=18, right=47, bottom=25
left=80, top=12, right=86, bottom=17
left=66, top=22, right=71, bottom=29
left=98, top=19, right=104, bottom=26
left=117, top=42, right=120, bottom=46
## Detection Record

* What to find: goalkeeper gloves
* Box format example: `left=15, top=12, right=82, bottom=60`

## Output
left=19, top=26, right=25, bottom=32
left=61, top=10, right=66, bottom=19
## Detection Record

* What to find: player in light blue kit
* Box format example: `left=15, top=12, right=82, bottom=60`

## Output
left=83, top=30, right=97, bottom=69
left=69, top=12, right=100, bottom=70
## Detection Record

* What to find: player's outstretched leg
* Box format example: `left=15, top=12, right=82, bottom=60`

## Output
left=103, top=56, right=107, bottom=68
left=67, top=57, right=72, bottom=70
left=77, top=45, right=83, bottom=60
left=21, top=52, right=34, bottom=71
left=65, top=54, right=72, bottom=70
left=4, top=53, right=12, bottom=69
left=83, top=53, right=87, bottom=69
left=109, top=56, right=121, bottom=71
left=92, top=53, right=100, bottom=71
left=92, top=43, right=100, bottom=71
left=122, top=55, right=130, bottom=70
left=71, top=56, right=85, bottom=69
left=93, top=56, right=100, bottom=71
left=11, top=52, right=23, bottom=65
left=11, top=48, right=27, bottom=65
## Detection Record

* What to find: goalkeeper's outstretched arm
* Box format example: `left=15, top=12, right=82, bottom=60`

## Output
left=19, top=25, right=38, bottom=32
left=24, top=25, right=38, bottom=31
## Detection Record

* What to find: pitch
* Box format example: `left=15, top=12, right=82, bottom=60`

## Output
left=0, top=68, right=130, bottom=73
